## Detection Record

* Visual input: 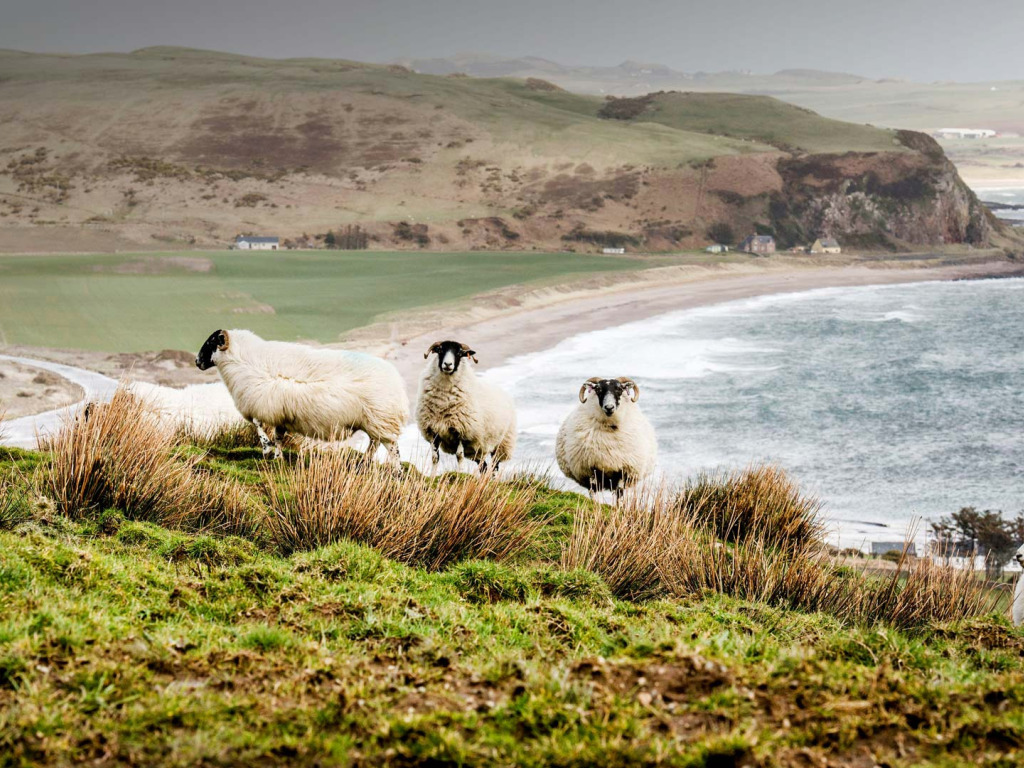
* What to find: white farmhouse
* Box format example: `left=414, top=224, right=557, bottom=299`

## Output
left=234, top=236, right=280, bottom=251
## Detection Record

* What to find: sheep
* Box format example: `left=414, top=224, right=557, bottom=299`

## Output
left=415, top=340, right=516, bottom=473
left=555, top=377, right=657, bottom=502
left=1013, top=544, right=1024, bottom=627
left=195, top=329, right=409, bottom=465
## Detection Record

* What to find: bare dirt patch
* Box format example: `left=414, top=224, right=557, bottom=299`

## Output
left=0, top=360, right=84, bottom=418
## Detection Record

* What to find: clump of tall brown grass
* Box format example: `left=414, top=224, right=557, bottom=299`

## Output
left=675, top=464, right=823, bottom=552
left=43, top=388, right=258, bottom=534
left=561, top=487, right=678, bottom=601
left=266, top=451, right=542, bottom=569
left=563, top=467, right=996, bottom=630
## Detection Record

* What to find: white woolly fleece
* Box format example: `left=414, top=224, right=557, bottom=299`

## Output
left=415, top=356, right=516, bottom=466
left=555, top=393, right=657, bottom=491
left=212, top=330, right=409, bottom=445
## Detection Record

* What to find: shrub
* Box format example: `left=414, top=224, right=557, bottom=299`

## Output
left=266, top=452, right=541, bottom=569
left=706, top=222, right=735, bottom=244
left=173, top=421, right=261, bottom=451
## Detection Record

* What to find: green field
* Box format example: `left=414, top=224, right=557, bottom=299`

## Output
left=1, top=428, right=1022, bottom=766
left=0, top=250, right=656, bottom=352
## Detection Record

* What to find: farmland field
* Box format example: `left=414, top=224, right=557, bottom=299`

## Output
left=0, top=250, right=655, bottom=352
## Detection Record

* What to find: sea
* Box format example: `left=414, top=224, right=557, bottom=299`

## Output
left=480, top=277, right=1024, bottom=551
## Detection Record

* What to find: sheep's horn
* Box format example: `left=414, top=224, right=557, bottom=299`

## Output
left=579, top=376, right=601, bottom=403
left=618, top=376, right=639, bottom=402
left=218, top=329, right=230, bottom=351
left=424, top=341, right=443, bottom=359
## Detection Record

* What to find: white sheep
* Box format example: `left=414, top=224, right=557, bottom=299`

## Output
left=1013, top=544, right=1024, bottom=627
left=415, top=340, right=516, bottom=473
left=555, top=376, right=657, bottom=501
left=195, top=329, right=409, bottom=464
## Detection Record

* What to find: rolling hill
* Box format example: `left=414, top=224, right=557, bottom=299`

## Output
left=0, top=47, right=1002, bottom=253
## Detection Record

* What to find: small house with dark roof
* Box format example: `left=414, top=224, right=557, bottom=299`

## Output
left=739, top=234, right=775, bottom=255
left=234, top=235, right=279, bottom=251
left=809, top=237, right=841, bottom=254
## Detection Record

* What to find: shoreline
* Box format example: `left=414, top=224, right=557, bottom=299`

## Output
left=383, top=256, right=1024, bottom=389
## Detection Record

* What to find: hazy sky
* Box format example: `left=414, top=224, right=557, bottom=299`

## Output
left=2, top=0, right=1021, bottom=82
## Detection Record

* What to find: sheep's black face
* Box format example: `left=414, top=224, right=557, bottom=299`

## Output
left=426, top=340, right=477, bottom=375
left=580, top=377, right=639, bottom=417
left=196, top=330, right=227, bottom=370
left=1016, top=545, right=1024, bottom=567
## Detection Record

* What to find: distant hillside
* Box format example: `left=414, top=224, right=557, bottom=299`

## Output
left=395, top=53, right=1024, bottom=134
left=0, top=48, right=1002, bottom=253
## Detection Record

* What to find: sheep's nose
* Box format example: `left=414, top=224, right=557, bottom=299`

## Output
left=603, top=405, right=615, bottom=416
left=441, top=363, right=454, bottom=373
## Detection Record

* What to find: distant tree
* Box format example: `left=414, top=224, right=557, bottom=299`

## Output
left=706, top=223, right=734, bottom=245
left=324, top=230, right=336, bottom=248
left=930, top=507, right=1024, bottom=579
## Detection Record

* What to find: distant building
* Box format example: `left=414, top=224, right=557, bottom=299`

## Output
left=235, top=236, right=280, bottom=251
left=809, top=237, right=841, bottom=254
left=705, top=244, right=729, bottom=254
left=602, top=247, right=626, bottom=254
left=739, top=234, right=775, bottom=255
left=933, top=128, right=996, bottom=140
left=871, top=541, right=917, bottom=557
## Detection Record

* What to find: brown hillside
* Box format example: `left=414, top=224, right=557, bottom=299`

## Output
left=0, top=48, right=1002, bottom=253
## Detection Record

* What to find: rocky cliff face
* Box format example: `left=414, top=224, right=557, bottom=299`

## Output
left=767, top=131, right=994, bottom=250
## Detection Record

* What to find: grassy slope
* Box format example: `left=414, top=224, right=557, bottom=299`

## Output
left=0, top=249, right=658, bottom=351
left=1, top=444, right=1023, bottom=767
left=500, top=85, right=901, bottom=155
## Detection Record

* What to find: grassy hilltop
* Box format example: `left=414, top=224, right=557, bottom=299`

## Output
left=1, top=393, right=1022, bottom=766
left=0, top=48, right=999, bottom=254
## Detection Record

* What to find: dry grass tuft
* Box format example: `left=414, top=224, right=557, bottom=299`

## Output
left=564, top=470, right=996, bottom=631
left=266, top=452, right=541, bottom=569
left=859, top=547, right=997, bottom=629
left=43, top=387, right=259, bottom=533
left=0, top=468, right=32, bottom=530
left=674, top=464, right=823, bottom=552
left=561, top=488, right=679, bottom=601
left=45, top=389, right=196, bottom=520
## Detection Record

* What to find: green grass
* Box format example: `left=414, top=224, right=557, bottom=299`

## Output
left=0, top=249, right=657, bottom=351
left=1, top=432, right=1023, bottom=765
left=2, top=491, right=1022, bottom=765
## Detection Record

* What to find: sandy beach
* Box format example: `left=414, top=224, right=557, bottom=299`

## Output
left=382, top=255, right=1024, bottom=391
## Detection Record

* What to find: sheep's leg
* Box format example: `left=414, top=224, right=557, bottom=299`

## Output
left=385, top=441, right=401, bottom=470
left=272, top=426, right=285, bottom=460
left=365, top=438, right=380, bottom=464
left=252, top=418, right=277, bottom=458
left=431, top=436, right=441, bottom=475
left=455, top=441, right=465, bottom=471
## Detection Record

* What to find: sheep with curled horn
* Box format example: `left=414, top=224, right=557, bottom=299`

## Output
left=415, top=340, right=516, bottom=473
left=555, top=376, right=657, bottom=502
left=195, top=329, right=409, bottom=465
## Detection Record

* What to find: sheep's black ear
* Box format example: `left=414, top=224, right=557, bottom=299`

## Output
left=466, top=349, right=478, bottom=363
left=424, top=341, right=442, bottom=359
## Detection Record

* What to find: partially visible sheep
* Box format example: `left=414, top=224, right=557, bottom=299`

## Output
left=1013, top=545, right=1024, bottom=627
left=555, top=376, right=657, bottom=501
left=415, top=340, right=516, bottom=473
left=195, top=329, right=409, bottom=464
